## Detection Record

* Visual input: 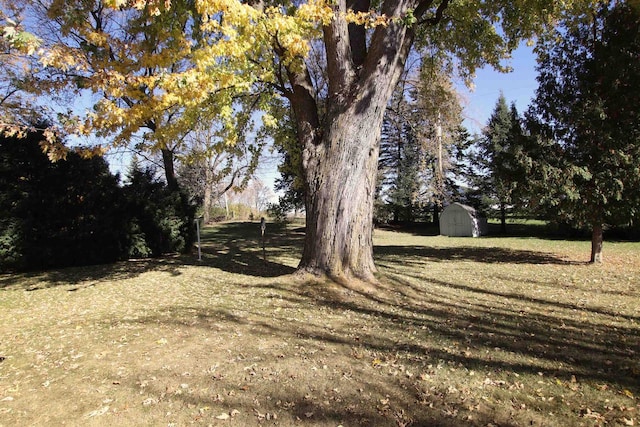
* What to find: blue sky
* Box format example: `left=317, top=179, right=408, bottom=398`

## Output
left=458, top=43, right=539, bottom=133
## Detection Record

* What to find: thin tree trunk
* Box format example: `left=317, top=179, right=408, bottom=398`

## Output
left=203, top=165, right=213, bottom=224
left=161, top=148, right=179, bottom=191
left=590, top=224, right=604, bottom=263
left=500, top=203, right=507, bottom=234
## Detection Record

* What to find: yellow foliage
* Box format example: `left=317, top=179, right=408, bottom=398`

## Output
left=296, top=0, right=334, bottom=26
left=261, top=113, right=278, bottom=129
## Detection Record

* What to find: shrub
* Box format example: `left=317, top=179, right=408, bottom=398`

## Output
left=0, top=130, right=128, bottom=271
left=267, top=202, right=289, bottom=224
left=123, top=165, right=196, bottom=257
left=0, top=131, right=196, bottom=272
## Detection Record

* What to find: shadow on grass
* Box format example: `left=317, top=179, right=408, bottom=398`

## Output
left=0, top=221, right=301, bottom=291
left=112, top=269, right=640, bottom=425
left=194, top=221, right=300, bottom=277
left=0, top=221, right=592, bottom=293
left=284, top=278, right=639, bottom=390
left=0, top=256, right=190, bottom=291
left=375, top=245, right=580, bottom=265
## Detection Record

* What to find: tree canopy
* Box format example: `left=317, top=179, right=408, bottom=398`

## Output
left=527, top=0, right=640, bottom=262
left=1, top=0, right=610, bottom=281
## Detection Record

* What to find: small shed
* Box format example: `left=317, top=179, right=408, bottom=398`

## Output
left=439, top=203, right=488, bottom=237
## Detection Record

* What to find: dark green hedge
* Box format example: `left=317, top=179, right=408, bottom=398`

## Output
left=0, top=131, right=195, bottom=272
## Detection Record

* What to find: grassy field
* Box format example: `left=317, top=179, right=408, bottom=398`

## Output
left=1, top=221, right=638, bottom=426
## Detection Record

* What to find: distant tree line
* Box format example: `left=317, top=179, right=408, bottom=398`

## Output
left=464, top=1, right=640, bottom=261
left=0, top=129, right=195, bottom=272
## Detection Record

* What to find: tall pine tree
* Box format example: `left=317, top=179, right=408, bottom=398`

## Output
left=528, top=1, right=640, bottom=262
left=472, top=94, right=525, bottom=233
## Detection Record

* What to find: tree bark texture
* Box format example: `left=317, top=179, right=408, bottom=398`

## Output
left=590, top=224, right=603, bottom=263
left=203, top=164, right=213, bottom=224
left=161, top=148, right=179, bottom=191
left=287, top=0, right=418, bottom=282
left=299, top=106, right=382, bottom=281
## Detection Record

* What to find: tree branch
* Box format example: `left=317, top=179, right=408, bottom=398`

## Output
left=417, top=0, right=450, bottom=26
left=347, top=0, right=369, bottom=69
left=323, top=0, right=356, bottom=101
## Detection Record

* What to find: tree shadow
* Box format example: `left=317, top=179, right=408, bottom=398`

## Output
left=0, top=256, right=188, bottom=291
left=375, top=245, right=581, bottom=265
left=285, top=279, right=639, bottom=391
left=376, top=222, right=441, bottom=236
left=0, top=222, right=301, bottom=290
left=193, top=221, right=300, bottom=277
left=107, top=270, right=639, bottom=425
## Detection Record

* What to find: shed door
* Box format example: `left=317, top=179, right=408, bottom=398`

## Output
left=453, top=210, right=468, bottom=236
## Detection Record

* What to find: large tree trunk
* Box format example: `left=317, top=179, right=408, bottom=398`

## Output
left=294, top=11, right=413, bottom=282
left=590, top=224, right=604, bottom=263
left=298, top=106, right=382, bottom=282
left=283, top=0, right=442, bottom=282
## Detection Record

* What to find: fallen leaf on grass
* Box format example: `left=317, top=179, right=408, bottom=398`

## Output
left=85, top=406, right=109, bottom=418
left=254, top=409, right=277, bottom=420
left=622, top=418, right=634, bottom=426
left=142, top=397, right=158, bottom=406
left=213, top=409, right=240, bottom=419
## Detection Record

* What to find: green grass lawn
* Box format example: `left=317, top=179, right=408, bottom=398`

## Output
left=1, top=221, right=638, bottom=426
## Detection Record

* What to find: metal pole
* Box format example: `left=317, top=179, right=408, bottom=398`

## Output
left=260, top=217, right=266, bottom=263
left=436, top=112, right=444, bottom=215
left=195, top=217, right=202, bottom=261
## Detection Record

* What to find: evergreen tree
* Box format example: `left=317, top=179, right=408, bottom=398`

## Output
left=528, top=1, right=640, bottom=262
left=472, top=94, right=526, bottom=233
left=386, top=124, right=421, bottom=223
left=0, top=128, right=127, bottom=271
left=124, top=162, right=196, bottom=258
left=378, top=82, right=422, bottom=223
left=377, top=59, right=466, bottom=224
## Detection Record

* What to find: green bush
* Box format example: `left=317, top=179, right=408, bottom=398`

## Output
left=0, top=130, right=128, bottom=271
left=123, top=165, right=196, bottom=258
left=267, top=202, right=289, bottom=224
left=0, top=131, right=196, bottom=272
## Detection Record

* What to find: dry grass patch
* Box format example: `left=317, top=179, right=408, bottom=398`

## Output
left=1, top=222, right=638, bottom=426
